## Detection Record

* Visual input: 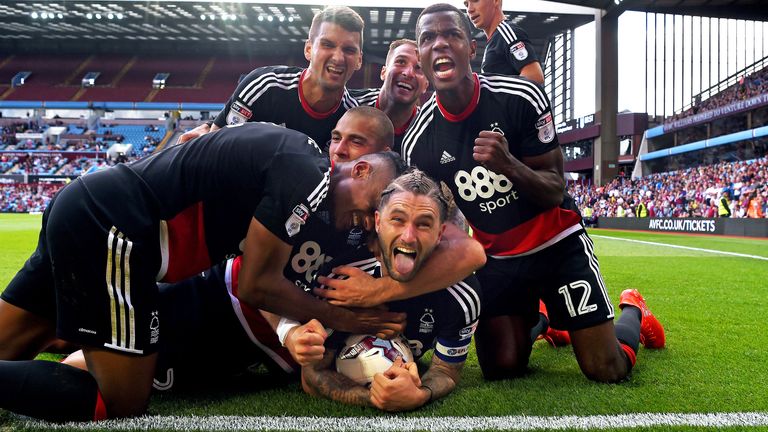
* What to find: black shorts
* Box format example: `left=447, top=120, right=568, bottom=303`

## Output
left=20, top=171, right=164, bottom=355
left=153, top=259, right=297, bottom=391
left=477, top=229, right=615, bottom=331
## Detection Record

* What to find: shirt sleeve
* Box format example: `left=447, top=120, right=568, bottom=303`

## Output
left=213, top=67, right=267, bottom=128
left=432, top=276, right=481, bottom=363
left=253, top=154, right=330, bottom=244
left=500, top=23, right=539, bottom=73
left=513, top=84, right=560, bottom=158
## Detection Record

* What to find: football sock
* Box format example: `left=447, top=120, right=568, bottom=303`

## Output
left=529, top=313, right=549, bottom=344
left=615, top=305, right=642, bottom=369
left=0, top=360, right=107, bottom=422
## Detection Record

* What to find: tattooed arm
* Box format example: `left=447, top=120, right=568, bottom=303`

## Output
left=370, top=355, right=464, bottom=412
left=302, top=347, right=464, bottom=411
left=301, top=349, right=374, bottom=408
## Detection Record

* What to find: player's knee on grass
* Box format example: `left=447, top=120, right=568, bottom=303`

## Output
left=571, top=324, right=630, bottom=383
left=83, top=349, right=158, bottom=418
left=478, top=353, right=530, bottom=380
left=475, top=316, right=532, bottom=380
left=576, top=353, right=629, bottom=383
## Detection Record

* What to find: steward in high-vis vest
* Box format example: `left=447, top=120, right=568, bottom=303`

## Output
left=637, top=202, right=648, bottom=218
left=718, top=193, right=731, bottom=218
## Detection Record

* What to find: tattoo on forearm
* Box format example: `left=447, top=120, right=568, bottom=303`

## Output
left=303, top=351, right=373, bottom=407
left=420, top=356, right=464, bottom=402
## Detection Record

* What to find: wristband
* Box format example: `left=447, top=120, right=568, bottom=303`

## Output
left=203, top=120, right=214, bottom=128
left=276, top=317, right=300, bottom=347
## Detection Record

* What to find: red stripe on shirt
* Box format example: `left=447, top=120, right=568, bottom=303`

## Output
left=469, top=207, right=582, bottom=256
left=230, top=257, right=298, bottom=369
left=163, top=202, right=211, bottom=283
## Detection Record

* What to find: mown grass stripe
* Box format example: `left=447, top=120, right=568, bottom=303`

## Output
left=21, top=412, right=768, bottom=431
left=591, top=235, right=768, bottom=261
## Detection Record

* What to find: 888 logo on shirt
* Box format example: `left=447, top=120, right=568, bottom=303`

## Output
left=453, top=166, right=519, bottom=214
left=290, top=241, right=333, bottom=292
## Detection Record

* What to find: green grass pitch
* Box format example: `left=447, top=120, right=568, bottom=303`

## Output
left=1, top=213, right=767, bottom=431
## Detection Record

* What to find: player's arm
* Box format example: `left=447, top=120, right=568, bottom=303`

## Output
left=238, top=217, right=405, bottom=338
left=314, top=222, right=484, bottom=307
left=519, top=62, right=544, bottom=84
left=370, top=355, right=463, bottom=412
left=301, top=349, right=375, bottom=407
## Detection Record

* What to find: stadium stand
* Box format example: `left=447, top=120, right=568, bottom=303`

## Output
left=666, top=66, right=768, bottom=124
left=570, top=156, right=768, bottom=221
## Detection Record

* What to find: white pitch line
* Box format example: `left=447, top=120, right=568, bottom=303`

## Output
left=591, top=234, right=768, bottom=261
left=19, top=412, right=768, bottom=431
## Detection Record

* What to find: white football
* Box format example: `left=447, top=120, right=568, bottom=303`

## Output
left=335, top=334, right=414, bottom=385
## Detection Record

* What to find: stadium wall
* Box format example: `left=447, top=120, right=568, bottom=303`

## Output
left=596, top=217, right=768, bottom=238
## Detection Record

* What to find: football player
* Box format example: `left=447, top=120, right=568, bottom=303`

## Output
left=351, top=39, right=430, bottom=150
left=0, top=120, right=407, bottom=421
left=300, top=169, right=481, bottom=412
left=319, top=3, right=665, bottom=384
left=178, top=6, right=365, bottom=146
left=61, top=107, right=484, bottom=394
left=464, top=0, right=544, bottom=83
left=464, top=0, right=565, bottom=346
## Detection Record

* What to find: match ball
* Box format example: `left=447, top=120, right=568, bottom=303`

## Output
left=335, top=334, right=414, bottom=385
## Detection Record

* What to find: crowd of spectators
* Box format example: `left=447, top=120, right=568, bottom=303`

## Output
left=0, top=183, right=63, bottom=213
left=571, top=156, right=768, bottom=222
left=667, top=66, right=768, bottom=124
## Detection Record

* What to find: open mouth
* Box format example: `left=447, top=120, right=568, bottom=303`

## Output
left=327, top=65, right=345, bottom=77
left=393, top=245, right=417, bottom=275
left=395, top=81, right=414, bottom=92
left=433, top=57, right=455, bottom=79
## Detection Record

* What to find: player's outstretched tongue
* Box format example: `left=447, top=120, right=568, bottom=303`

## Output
left=394, top=248, right=416, bottom=275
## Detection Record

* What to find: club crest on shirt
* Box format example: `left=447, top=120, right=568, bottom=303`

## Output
left=419, top=309, right=435, bottom=334
left=535, top=112, right=555, bottom=144
left=510, top=41, right=528, bottom=61
left=285, top=204, right=310, bottom=237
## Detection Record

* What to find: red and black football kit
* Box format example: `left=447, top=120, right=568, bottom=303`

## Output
left=214, top=65, right=360, bottom=147
left=481, top=20, right=539, bottom=76
left=400, top=73, right=613, bottom=330
left=2, top=122, right=331, bottom=355
left=319, top=247, right=482, bottom=364
left=150, top=208, right=360, bottom=390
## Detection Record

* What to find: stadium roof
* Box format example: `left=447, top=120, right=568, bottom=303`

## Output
left=547, top=0, right=768, bottom=21
left=0, top=1, right=592, bottom=59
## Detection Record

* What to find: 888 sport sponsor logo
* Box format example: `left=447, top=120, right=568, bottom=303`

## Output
left=453, top=166, right=519, bottom=214
left=290, top=241, right=333, bottom=292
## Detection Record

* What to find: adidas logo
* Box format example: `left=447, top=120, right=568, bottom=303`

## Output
left=440, top=151, right=456, bottom=164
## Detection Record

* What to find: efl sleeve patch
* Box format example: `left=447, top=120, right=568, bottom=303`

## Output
left=226, top=101, right=253, bottom=125
left=285, top=204, right=310, bottom=237
left=510, top=41, right=529, bottom=61
left=535, top=112, right=556, bottom=144
left=434, top=337, right=471, bottom=363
